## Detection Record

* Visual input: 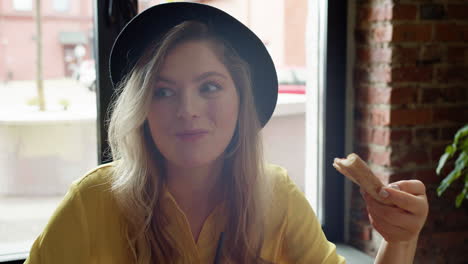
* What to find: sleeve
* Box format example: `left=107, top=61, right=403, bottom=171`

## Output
left=283, top=177, right=346, bottom=264
left=24, top=183, right=91, bottom=264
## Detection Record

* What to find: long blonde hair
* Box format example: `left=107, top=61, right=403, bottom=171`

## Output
left=107, top=21, right=272, bottom=263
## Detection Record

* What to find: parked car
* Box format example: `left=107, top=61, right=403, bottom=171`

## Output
left=277, top=68, right=306, bottom=94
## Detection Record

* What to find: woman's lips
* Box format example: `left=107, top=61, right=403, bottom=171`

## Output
left=175, top=130, right=209, bottom=142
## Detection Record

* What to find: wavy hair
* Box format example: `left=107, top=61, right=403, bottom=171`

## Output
left=107, top=20, right=272, bottom=263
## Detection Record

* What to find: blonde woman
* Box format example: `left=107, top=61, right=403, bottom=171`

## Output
left=25, top=3, right=428, bottom=264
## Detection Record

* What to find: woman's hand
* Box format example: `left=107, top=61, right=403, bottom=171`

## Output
left=361, top=180, right=429, bottom=244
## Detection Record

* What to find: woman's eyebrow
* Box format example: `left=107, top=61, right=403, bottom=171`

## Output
left=194, top=71, right=228, bottom=82
left=155, top=71, right=227, bottom=84
left=154, top=76, right=177, bottom=84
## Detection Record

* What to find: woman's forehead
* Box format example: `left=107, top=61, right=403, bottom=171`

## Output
left=156, top=41, right=230, bottom=80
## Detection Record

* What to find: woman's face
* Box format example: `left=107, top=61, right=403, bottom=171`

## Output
left=147, top=40, right=239, bottom=168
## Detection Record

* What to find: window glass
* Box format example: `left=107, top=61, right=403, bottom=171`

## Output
left=13, top=0, right=33, bottom=11
left=53, top=0, right=70, bottom=12
left=0, top=0, right=97, bottom=258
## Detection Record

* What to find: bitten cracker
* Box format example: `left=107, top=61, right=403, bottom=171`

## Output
left=333, top=153, right=390, bottom=204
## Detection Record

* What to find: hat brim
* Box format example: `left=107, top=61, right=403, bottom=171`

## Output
left=109, top=2, right=278, bottom=127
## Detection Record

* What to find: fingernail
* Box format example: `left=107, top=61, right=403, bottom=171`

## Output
left=379, top=188, right=389, bottom=198
left=389, top=184, right=400, bottom=191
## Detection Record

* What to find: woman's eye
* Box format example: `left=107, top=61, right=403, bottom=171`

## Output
left=200, top=82, right=221, bottom=93
left=154, top=88, right=174, bottom=98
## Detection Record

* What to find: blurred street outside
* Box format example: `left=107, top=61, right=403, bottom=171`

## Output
left=0, top=78, right=96, bottom=115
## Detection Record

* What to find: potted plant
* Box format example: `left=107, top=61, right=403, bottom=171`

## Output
left=436, top=124, right=468, bottom=208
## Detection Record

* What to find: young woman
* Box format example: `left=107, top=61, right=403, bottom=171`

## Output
left=25, top=3, right=428, bottom=264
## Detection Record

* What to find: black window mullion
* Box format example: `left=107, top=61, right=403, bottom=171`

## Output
left=96, top=0, right=138, bottom=164
left=322, top=0, right=347, bottom=243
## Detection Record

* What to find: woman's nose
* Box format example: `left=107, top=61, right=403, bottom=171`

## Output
left=176, top=90, right=201, bottom=119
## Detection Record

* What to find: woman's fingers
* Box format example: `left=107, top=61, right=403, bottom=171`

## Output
left=382, top=181, right=429, bottom=216
left=387, top=180, right=426, bottom=196
left=362, top=180, right=429, bottom=243
left=363, top=192, right=421, bottom=233
left=367, top=213, right=413, bottom=243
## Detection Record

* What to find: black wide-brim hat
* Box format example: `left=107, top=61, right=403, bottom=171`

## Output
left=109, top=2, right=278, bottom=127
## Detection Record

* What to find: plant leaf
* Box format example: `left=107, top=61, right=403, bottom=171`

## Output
left=455, top=189, right=466, bottom=208
left=445, top=145, right=455, bottom=156
left=437, top=153, right=450, bottom=175
left=455, top=174, right=468, bottom=208
left=437, top=168, right=461, bottom=196
left=455, top=152, right=468, bottom=169
left=437, top=155, right=465, bottom=196
left=453, top=124, right=468, bottom=146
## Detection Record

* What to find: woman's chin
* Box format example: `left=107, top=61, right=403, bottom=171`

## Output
left=171, top=156, right=218, bottom=169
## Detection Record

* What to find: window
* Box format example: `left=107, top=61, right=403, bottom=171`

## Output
left=53, top=0, right=70, bottom=12
left=13, top=0, right=32, bottom=11
left=0, top=0, right=97, bottom=261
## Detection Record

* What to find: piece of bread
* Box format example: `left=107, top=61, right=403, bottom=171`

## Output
left=333, top=153, right=390, bottom=204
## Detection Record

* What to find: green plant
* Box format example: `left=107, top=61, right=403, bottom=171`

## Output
left=26, top=97, right=39, bottom=106
left=58, top=98, right=70, bottom=110
left=436, top=124, right=468, bottom=208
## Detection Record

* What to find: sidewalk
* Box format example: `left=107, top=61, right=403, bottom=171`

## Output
left=0, top=78, right=96, bottom=113
left=0, top=196, right=63, bottom=256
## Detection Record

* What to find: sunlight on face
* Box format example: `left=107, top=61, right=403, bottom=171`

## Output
left=147, top=40, right=239, bottom=168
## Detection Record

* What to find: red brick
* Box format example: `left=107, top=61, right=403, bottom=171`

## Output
left=369, top=66, right=392, bottom=83
left=391, top=146, right=431, bottom=168
left=433, top=107, right=468, bottom=123
left=434, top=23, right=468, bottom=42
left=447, top=46, right=468, bottom=65
left=420, top=3, right=446, bottom=20
left=391, top=87, right=419, bottom=104
left=391, top=108, right=433, bottom=125
left=393, top=24, right=432, bottom=42
left=359, top=5, right=392, bottom=22
left=431, top=143, right=449, bottom=164
left=358, top=86, right=391, bottom=104
left=355, top=66, right=391, bottom=84
left=354, top=68, right=367, bottom=85
left=387, top=170, right=414, bottom=183
left=392, top=66, right=433, bottom=83
left=412, top=168, right=440, bottom=184
left=355, top=29, right=368, bottom=43
left=439, top=125, right=464, bottom=141
left=447, top=4, right=468, bottom=20
left=419, top=44, right=444, bottom=64
left=368, top=108, right=391, bottom=126
left=369, top=148, right=392, bottom=166
left=421, top=87, right=468, bottom=104
left=393, top=4, right=418, bottom=20
left=435, top=66, right=468, bottom=83
left=413, top=127, right=439, bottom=144
left=357, top=126, right=390, bottom=146
left=357, top=47, right=392, bottom=64
left=370, top=25, right=393, bottom=43
left=356, top=126, right=413, bottom=146
left=392, top=46, right=418, bottom=65
left=428, top=232, right=468, bottom=250
left=390, top=129, right=412, bottom=145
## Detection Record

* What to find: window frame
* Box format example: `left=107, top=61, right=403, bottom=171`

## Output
left=321, top=0, right=347, bottom=243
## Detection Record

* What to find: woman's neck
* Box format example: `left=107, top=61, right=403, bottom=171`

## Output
left=165, top=159, right=225, bottom=211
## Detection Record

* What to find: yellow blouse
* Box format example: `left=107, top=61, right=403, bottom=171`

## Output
left=25, top=162, right=345, bottom=263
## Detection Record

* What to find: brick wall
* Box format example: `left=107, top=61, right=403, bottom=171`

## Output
left=351, top=0, right=468, bottom=263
